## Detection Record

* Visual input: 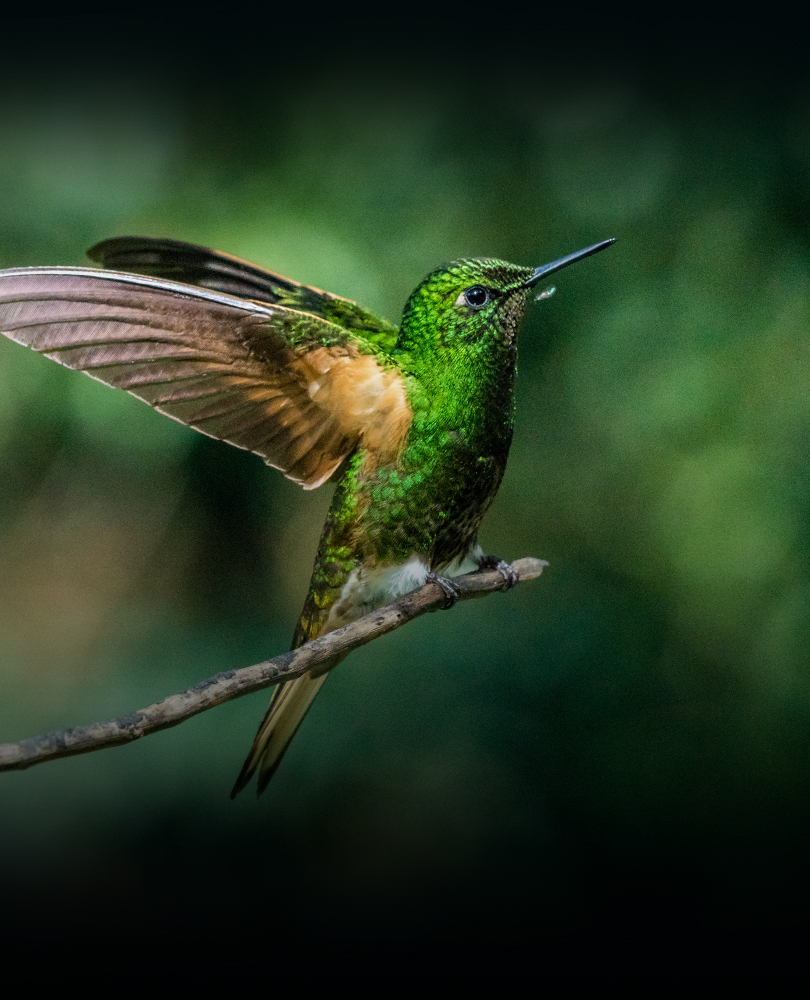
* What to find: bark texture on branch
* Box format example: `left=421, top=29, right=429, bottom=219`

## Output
left=0, top=557, right=546, bottom=773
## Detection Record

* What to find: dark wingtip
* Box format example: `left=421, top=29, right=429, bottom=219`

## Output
left=86, top=236, right=150, bottom=266
left=86, top=239, right=108, bottom=264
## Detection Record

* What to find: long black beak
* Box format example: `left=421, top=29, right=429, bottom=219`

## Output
left=525, top=238, right=616, bottom=288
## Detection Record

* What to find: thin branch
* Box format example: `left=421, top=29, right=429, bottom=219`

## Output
left=0, top=557, right=547, bottom=773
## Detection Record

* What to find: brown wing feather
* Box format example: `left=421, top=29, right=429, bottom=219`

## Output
left=86, top=236, right=401, bottom=350
left=0, top=267, right=411, bottom=489
left=87, top=235, right=329, bottom=306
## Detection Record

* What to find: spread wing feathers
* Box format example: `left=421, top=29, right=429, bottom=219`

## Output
left=0, top=267, right=411, bottom=490
left=88, top=236, right=400, bottom=353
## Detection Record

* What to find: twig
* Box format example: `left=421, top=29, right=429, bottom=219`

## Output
left=0, top=557, right=547, bottom=773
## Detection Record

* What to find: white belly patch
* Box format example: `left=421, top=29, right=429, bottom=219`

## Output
left=323, top=546, right=482, bottom=634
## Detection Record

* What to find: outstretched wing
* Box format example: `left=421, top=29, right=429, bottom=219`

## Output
left=88, top=236, right=400, bottom=354
left=0, top=267, right=411, bottom=489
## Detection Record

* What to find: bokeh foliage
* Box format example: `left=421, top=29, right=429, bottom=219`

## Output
left=1, top=19, right=809, bottom=972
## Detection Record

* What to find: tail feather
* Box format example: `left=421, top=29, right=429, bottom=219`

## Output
left=230, top=671, right=328, bottom=799
left=231, top=512, right=357, bottom=797
left=256, top=671, right=329, bottom=794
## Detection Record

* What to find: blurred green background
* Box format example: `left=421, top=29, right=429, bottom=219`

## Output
left=1, top=12, right=809, bottom=976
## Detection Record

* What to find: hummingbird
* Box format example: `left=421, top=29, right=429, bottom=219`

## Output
left=0, top=235, right=614, bottom=796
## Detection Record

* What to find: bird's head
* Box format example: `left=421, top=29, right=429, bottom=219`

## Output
left=395, top=240, right=615, bottom=365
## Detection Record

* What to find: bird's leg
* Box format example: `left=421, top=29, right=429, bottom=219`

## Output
left=426, top=571, right=459, bottom=609
left=476, top=554, right=520, bottom=591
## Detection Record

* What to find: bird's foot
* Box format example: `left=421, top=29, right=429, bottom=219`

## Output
left=426, top=571, right=459, bottom=609
left=477, top=555, right=519, bottom=591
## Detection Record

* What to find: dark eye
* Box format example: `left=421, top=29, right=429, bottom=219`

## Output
left=463, top=285, right=489, bottom=308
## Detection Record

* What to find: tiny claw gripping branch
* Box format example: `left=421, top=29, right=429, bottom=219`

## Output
left=425, top=571, right=460, bottom=608
left=477, top=555, right=520, bottom=591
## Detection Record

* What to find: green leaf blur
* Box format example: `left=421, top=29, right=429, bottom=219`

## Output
left=1, top=29, right=809, bottom=970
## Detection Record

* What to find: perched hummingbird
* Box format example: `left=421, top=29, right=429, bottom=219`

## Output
left=0, top=235, right=614, bottom=796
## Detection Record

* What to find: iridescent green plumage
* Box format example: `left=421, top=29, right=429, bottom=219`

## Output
left=0, top=235, right=614, bottom=797
left=291, top=259, right=533, bottom=638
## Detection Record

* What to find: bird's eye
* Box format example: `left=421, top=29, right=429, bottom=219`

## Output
left=462, top=285, right=489, bottom=309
